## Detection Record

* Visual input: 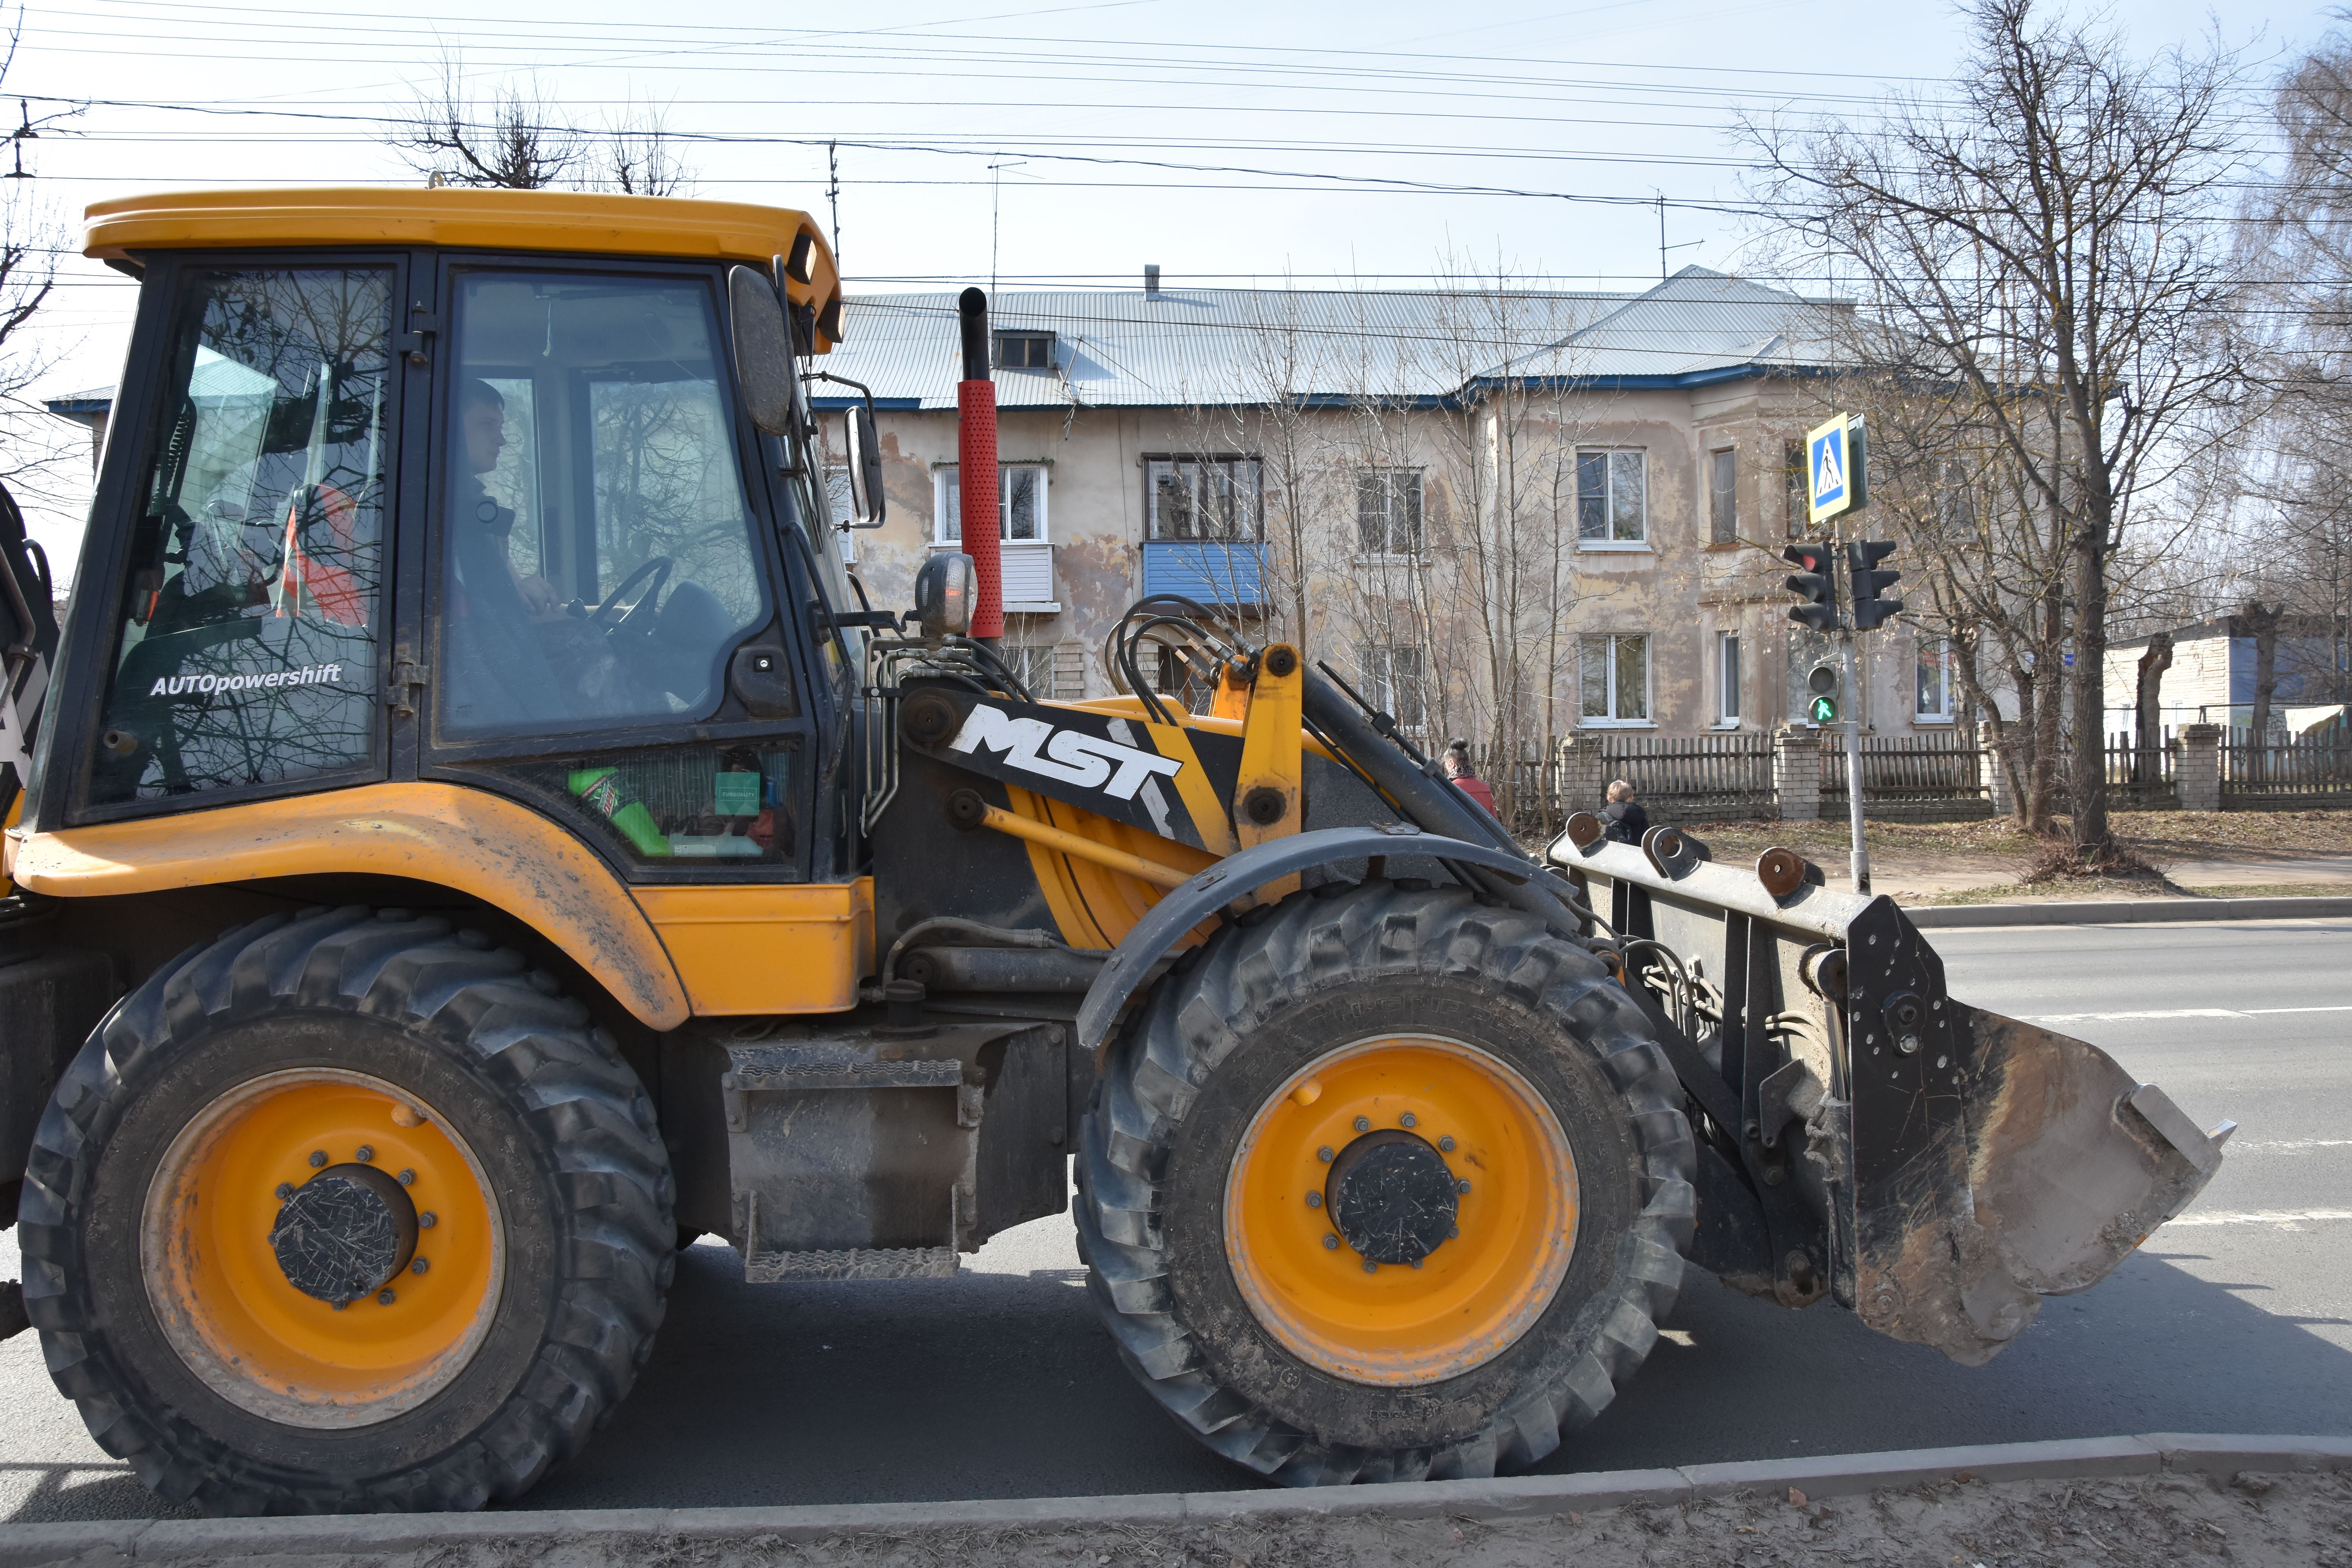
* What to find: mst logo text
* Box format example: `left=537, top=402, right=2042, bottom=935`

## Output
left=947, top=704, right=1182, bottom=802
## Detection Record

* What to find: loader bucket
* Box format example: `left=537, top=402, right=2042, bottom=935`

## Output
left=1547, top=828, right=2228, bottom=1366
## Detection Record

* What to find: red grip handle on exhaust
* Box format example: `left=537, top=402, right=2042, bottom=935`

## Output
left=957, top=377, right=1003, bottom=641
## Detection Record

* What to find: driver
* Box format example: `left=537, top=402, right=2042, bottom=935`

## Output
left=455, top=380, right=557, bottom=615
left=443, top=378, right=565, bottom=729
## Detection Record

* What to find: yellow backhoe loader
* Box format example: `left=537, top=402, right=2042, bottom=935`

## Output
left=0, top=187, right=2229, bottom=1515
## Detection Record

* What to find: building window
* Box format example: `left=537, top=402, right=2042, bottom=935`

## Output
left=1576, top=450, right=1646, bottom=543
left=934, top=464, right=1047, bottom=544
left=1784, top=439, right=1808, bottom=537
left=1356, top=468, right=1424, bottom=556
left=1154, top=644, right=1218, bottom=713
left=1579, top=633, right=1649, bottom=723
left=1717, top=631, right=1741, bottom=725
left=1146, top=455, right=1261, bottom=541
left=995, top=331, right=1054, bottom=370
left=1002, top=644, right=1056, bottom=698
left=1358, top=644, right=1427, bottom=733
left=1709, top=448, right=1737, bottom=544
left=1916, top=634, right=1956, bottom=721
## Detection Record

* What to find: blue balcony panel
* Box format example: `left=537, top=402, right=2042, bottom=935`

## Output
left=1141, top=540, right=1265, bottom=608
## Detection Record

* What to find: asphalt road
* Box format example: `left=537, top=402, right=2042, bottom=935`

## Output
left=3, top=916, right=2347, bottom=1524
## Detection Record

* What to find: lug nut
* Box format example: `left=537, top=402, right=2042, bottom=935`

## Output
left=1456, top=1179, right=1472, bottom=1194
left=356, top=1145, right=374, bottom=1163
left=1304, top=1192, right=1322, bottom=1209
left=397, top=1169, right=416, bottom=1186
left=377, top=1289, right=396, bottom=1306
left=274, top=1182, right=295, bottom=1201
left=332, top=1300, right=347, bottom=1312
left=1317, top=1146, right=1334, bottom=1164
left=1438, top=1136, right=1456, bottom=1152
left=1399, top=1112, right=1417, bottom=1128
left=1353, top=1116, right=1371, bottom=1132
left=1449, top=1223, right=1461, bottom=1238
left=1411, top=1258, right=1423, bottom=1269
left=308, top=1150, right=327, bottom=1168
left=419, top=1211, right=439, bottom=1229
left=1322, top=1234, right=1339, bottom=1250
left=1361, top=1259, right=1377, bottom=1274
left=411, top=1258, right=430, bottom=1275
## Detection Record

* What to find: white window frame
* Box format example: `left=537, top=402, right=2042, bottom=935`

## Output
left=933, top=463, right=1049, bottom=545
left=1576, top=448, right=1649, bottom=550
left=1579, top=632, right=1653, bottom=726
left=1708, top=446, right=1737, bottom=545
left=1144, top=454, right=1263, bottom=542
left=1715, top=630, right=1741, bottom=728
left=1355, top=467, right=1425, bottom=559
left=1915, top=633, right=1957, bottom=723
left=1358, top=644, right=1427, bottom=735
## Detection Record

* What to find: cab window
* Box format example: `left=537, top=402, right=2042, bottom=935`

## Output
left=436, top=270, right=770, bottom=739
left=90, top=265, right=393, bottom=806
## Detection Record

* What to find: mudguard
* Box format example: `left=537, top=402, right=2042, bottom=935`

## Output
left=1549, top=828, right=2229, bottom=1366
left=1073, top=824, right=1572, bottom=1053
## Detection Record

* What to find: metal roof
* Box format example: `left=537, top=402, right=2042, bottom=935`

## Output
left=818, top=267, right=1839, bottom=410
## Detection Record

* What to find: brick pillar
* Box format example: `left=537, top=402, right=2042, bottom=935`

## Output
left=1984, top=740, right=2016, bottom=817
left=1558, top=733, right=1609, bottom=818
left=2178, top=723, right=2221, bottom=812
left=1773, top=725, right=1822, bottom=822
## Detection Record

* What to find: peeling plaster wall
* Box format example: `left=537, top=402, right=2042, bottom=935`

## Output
left=826, top=383, right=1955, bottom=738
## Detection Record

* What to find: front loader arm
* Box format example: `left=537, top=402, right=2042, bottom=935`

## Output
left=1549, top=825, right=2230, bottom=1366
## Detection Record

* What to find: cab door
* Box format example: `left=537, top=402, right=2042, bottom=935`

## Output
left=414, top=254, right=865, bottom=1016
left=64, top=254, right=408, bottom=819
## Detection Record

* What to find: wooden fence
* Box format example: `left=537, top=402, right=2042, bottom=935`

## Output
left=2221, top=732, right=2352, bottom=806
left=2105, top=735, right=2180, bottom=811
left=1819, top=733, right=1991, bottom=820
left=1599, top=732, right=1775, bottom=824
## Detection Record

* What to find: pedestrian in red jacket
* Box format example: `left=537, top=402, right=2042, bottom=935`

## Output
left=1443, top=740, right=1499, bottom=816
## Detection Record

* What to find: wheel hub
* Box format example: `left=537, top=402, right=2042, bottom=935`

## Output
left=1324, top=1130, right=1458, bottom=1265
left=268, top=1164, right=419, bottom=1305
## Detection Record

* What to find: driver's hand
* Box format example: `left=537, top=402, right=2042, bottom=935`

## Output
left=516, top=573, right=559, bottom=616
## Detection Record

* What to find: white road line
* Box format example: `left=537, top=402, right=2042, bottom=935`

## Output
left=2227, top=1138, right=2352, bottom=1152
left=2165, top=1209, right=2352, bottom=1228
left=2025, top=1004, right=2352, bottom=1023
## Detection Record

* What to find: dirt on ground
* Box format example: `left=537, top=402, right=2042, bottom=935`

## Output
left=41, top=1468, right=2352, bottom=1568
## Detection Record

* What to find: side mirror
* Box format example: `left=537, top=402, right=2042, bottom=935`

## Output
left=913, top=552, right=976, bottom=640
left=844, top=404, right=886, bottom=528
left=728, top=264, right=805, bottom=465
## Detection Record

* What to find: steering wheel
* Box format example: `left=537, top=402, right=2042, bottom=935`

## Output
left=589, top=556, right=672, bottom=634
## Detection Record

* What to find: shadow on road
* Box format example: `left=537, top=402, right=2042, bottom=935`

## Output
left=514, top=1233, right=2352, bottom=1512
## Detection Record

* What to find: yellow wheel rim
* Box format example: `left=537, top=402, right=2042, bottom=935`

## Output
left=141, top=1068, right=504, bottom=1428
left=1223, top=1036, right=1578, bottom=1387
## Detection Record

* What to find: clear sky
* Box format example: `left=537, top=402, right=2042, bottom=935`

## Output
left=9, top=0, right=2334, bottom=568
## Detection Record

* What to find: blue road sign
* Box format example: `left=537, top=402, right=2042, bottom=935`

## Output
left=1807, top=414, right=1850, bottom=524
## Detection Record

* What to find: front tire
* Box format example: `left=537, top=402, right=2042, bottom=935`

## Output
left=1076, top=879, right=1695, bottom=1485
left=18, top=906, right=674, bottom=1514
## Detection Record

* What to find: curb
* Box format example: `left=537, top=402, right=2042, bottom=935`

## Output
left=4, top=1433, right=2348, bottom=1564
left=1906, top=895, right=2352, bottom=927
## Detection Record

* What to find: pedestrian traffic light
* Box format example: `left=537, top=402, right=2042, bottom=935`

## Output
left=1806, top=662, right=1839, bottom=724
left=1848, top=540, right=1903, bottom=630
left=1784, top=543, right=1840, bottom=633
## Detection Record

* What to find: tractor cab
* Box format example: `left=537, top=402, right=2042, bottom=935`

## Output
left=37, top=188, right=858, bottom=883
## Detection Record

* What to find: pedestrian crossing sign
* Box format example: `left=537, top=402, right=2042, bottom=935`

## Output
left=1806, top=413, right=1867, bottom=525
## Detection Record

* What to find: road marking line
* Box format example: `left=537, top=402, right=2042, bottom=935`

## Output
left=2165, top=1209, right=2352, bottom=1228
left=2025, top=1005, right=2352, bottom=1023
left=2227, top=1138, right=2352, bottom=1152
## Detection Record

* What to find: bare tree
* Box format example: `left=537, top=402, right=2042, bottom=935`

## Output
left=0, top=11, right=85, bottom=513
left=398, top=48, right=690, bottom=196
left=1746, top=0, right=2250, bottom=865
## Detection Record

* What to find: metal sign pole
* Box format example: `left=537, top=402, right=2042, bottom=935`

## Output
left=1838, top=625, right=1870, bottom=895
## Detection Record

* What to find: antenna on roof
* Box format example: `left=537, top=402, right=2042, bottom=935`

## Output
left=1656, top=192, right=1701, bottom=282
left=827, top=142, right=842, bottom=271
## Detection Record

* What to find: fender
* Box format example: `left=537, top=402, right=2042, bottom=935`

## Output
left=1074, top=824, right=1584, bottom=1053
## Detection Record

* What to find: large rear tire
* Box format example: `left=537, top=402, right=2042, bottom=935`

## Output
left=1077, top=878, right=1695, bottom=1485
left=18, top=906, right=673, bottom=1514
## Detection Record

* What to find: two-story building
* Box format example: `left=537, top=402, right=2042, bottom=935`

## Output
left=817, top=266, right=1960, bottom=756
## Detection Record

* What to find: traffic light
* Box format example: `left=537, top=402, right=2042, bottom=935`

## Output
left=1806, top=662, right=1839, bottom=724
left=1848, top=540, right=1903, bottom=630
left=1783, top=543, right=1840, bottom=632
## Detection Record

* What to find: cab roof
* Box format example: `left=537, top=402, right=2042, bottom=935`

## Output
left=84, top=186, right=846, bottom=349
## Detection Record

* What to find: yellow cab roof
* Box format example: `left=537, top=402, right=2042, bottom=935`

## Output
left=84, top=186, right=846, bottom=348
